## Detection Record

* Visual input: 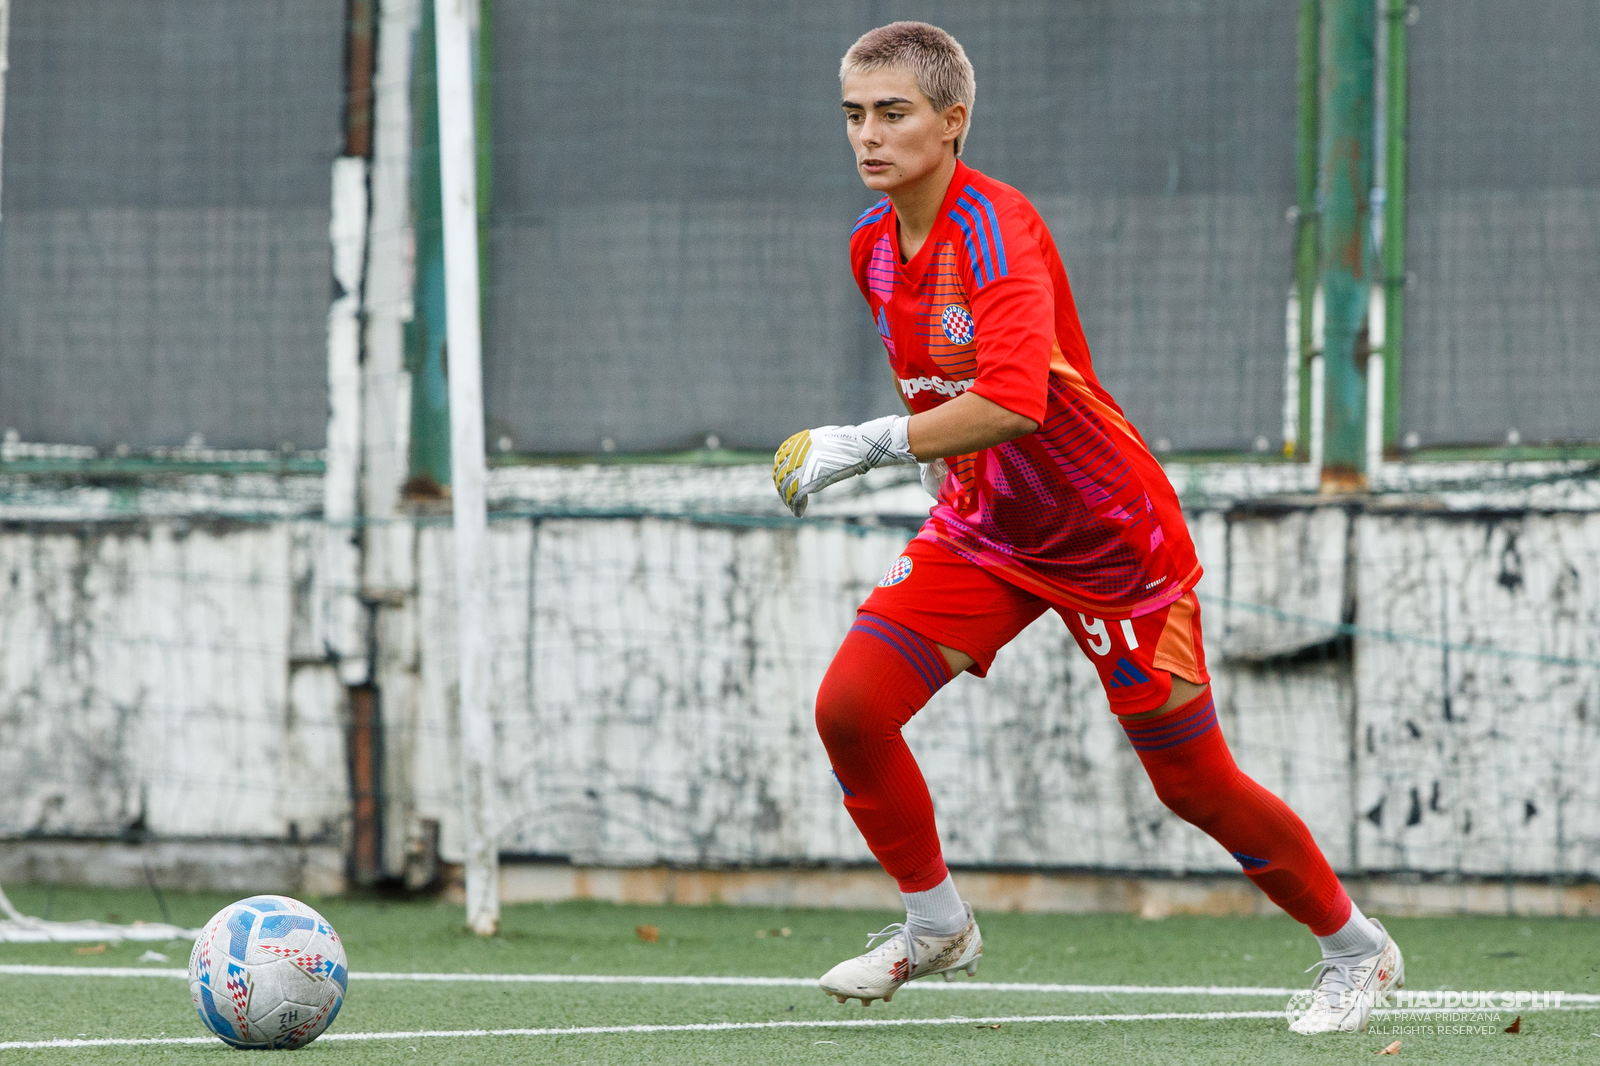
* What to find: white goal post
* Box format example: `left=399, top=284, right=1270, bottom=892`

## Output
left=434, top=0, right=500, bottom=937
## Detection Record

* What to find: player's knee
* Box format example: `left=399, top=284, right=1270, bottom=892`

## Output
left=814, top=673, right=874, bottom=756
left=1148, top=768, right=1232, bottom=829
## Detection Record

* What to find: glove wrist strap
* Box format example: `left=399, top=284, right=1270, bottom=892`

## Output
left=856, top=414, right=916, bottom=468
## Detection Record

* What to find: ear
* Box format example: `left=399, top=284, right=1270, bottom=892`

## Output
left=941, top=102, right=968, bottom=149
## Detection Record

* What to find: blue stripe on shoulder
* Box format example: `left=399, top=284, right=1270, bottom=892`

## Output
left=955, top=197, right=998, bottom=287
left=963, top=185, right=1008, bottom=279
left=940, top=200, right=992, bottom=286
left=940, top=208, right=979, bottom=280
left=852, top=199, right=891, bottom=233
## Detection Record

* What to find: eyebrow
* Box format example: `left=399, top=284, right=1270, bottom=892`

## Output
left=841, top=97, right=915, bottom=110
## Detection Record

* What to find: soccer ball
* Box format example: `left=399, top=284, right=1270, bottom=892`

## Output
left=188, top=895, right=348, bottom=1049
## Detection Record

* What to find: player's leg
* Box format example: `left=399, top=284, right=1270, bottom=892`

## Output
left=1064, top=592, right=1402, bottom=1033
left=814, top=538, right=1044, bottom=1003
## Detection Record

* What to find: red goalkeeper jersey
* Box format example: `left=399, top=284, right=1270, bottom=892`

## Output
left=849, top=160, right=1200, bottom=618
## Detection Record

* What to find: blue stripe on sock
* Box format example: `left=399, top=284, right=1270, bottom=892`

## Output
left=853, top=615, right=942, bottom=684
left=851, top=616, right=948, bottom=695
left=865, top=615, right=950, bottom=687
left=1123, top=706, right=1216, bottom=745
left=1122, top=698, right=1215, bottom=740
left=1127, top=721, right=1215, bottom=752
left=854, top=626, right=938, bottom=692
left=1121, top=698, right=1219, bottom=752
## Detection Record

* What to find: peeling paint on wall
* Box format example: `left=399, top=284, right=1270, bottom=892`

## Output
left=0, top=463, right=1595, bottom=885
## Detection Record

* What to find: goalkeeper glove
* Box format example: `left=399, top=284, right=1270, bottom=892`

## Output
left=772, top=414, right=915, bottom=517
left=919, top=458, right=948, bottom=500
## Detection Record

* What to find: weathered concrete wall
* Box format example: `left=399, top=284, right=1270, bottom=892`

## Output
left=0, top=514, right=349, bottom=853
left=1355, top=511, right=1600, bottom=876
left=0, top=462, right=1595, bottom=893
left=383, top=463, right=1600, bottom=882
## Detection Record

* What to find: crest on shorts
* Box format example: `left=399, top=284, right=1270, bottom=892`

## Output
left=941, top=304, right=974, bottom=345
left=878, top=556, right=913, bottom=587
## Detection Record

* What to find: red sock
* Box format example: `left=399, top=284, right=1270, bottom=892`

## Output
left=815, top=612, right=953, bottom=893
left=1122, top=694, right=1353, bottom=935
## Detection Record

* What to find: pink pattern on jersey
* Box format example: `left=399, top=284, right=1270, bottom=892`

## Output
left=867, top=235, right=896, bottom=302
left=1037, top=436, right=1134, bottom=521
left=847, top=159, right=1202, bottom=615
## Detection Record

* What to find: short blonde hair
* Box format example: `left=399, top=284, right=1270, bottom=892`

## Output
left=840, top=22, right=976, bottom=156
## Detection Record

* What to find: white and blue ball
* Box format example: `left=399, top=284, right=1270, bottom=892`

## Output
left=188, top=895, right=347, bottom=1049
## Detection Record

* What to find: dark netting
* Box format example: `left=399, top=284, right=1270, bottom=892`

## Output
left=0, top=0, right=344, bottom=451
left=1401, top=0, right=1600, bottom=447
left=484, top=0, right=1298, bottom=454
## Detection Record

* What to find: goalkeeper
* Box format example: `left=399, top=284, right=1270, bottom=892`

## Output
left=772, top=21, right=1402, bottom=1035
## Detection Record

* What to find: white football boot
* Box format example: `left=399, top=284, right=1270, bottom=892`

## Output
left=1289, top=919, right=1404, bottom=1034
left=818, top=903, right=982, bottom=1006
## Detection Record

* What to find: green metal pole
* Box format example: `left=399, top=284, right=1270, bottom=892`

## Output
left=1317, top=0, right=1376, bottom=487
left=1382, top=0, right=1407, bottom=450
left=1294, top=0, right=1321, bottom=459
left=406, top=0, right=494, bottom=489
left=406, top=0, right=454, bottom=491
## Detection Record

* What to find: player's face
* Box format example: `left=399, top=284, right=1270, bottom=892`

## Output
left=842, top=67, right=964, bottom=194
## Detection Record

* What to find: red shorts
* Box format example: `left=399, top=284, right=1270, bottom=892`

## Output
left=859, top=537, right=1209, bottom=716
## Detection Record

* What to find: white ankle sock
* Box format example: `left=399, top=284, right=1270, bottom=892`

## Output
left=1316, top=902, right=1385, bottom=960
left=901, top=874, right=967, bottom=937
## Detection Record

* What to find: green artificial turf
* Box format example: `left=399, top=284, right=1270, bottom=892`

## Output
left=0, top=885, right=1596, bottom=1064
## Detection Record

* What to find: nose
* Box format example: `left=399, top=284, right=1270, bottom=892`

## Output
left=856, top=114, right=882, bottom=149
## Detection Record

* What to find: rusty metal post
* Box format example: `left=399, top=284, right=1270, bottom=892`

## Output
left=1317, top=0, right=1376, bottom=490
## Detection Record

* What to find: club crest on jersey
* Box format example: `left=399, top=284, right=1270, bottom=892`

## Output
left=878, top=556, right=913, bottom=587
left=940, top=304, right=974, bottom=345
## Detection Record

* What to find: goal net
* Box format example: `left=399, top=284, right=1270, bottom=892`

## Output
left=0, top=884, right=198, bottom=944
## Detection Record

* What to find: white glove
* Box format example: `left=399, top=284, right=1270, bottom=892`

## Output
left=919, top=458, right=948, bottom=500
left=772, top=415, right=915, bottom=517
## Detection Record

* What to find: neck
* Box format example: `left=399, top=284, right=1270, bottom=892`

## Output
left=888, top=153, right=958, bottom=259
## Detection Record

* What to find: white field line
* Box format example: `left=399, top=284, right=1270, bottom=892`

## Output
left=0, top=965, right=1596, bottom=1004
left=6, top=1006, right=1600, bottom=1052
left=0, top=1011, right=1299, bottom=1050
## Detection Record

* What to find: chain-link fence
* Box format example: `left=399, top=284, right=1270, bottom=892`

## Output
left=1400, top=0, right=1600, bottom=448
left=0, top=0, right=345, bottom=453
left=481, top=0, right=1299, bottom=455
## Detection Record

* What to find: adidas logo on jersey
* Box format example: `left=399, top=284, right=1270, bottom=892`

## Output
left=899, top=375, right=975, bottom=400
